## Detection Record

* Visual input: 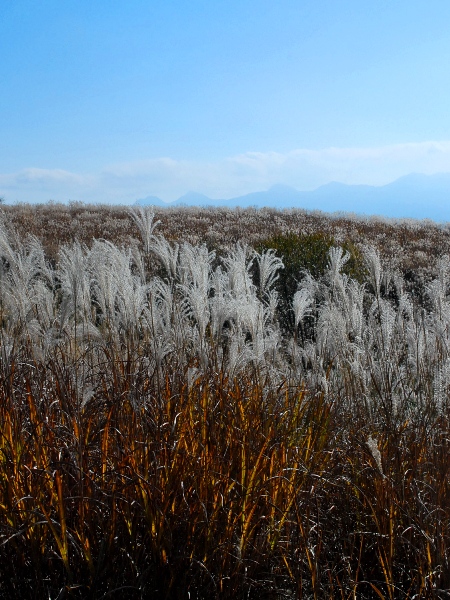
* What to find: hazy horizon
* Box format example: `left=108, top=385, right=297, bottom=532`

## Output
left=2, top=2, right=450, bottom=210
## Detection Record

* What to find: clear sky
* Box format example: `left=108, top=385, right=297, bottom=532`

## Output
left=2, top=0, right=450, bottom=204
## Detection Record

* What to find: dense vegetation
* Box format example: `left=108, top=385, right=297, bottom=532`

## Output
left=0, top=205, right=449, bottom=599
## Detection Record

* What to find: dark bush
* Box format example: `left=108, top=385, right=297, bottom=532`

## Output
left=256, top=232, right=366, bottom=333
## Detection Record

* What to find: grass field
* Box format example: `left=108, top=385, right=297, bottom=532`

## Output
left=0, top=204, right=448, bottom=598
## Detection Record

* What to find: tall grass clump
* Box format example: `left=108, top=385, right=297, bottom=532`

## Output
left=0, top=208, right=448, bottom=599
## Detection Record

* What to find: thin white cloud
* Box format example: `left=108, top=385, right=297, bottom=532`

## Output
left=0, top=168, right=91, bottom=187
left=2, top=141, right=450, bottom=204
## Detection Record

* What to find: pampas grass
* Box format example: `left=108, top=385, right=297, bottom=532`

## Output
left=0, top=207, right=448, bottom=599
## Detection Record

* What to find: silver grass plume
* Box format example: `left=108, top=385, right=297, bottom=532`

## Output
left=148, top=235, right=180, bottom=279
left=367, top=435, right=384, bottom=476
left=326, top=246, right=350, bottom=293
left=293, top=288, right=312, bottom=328
left=364, top=246, right=383, bottom=297
left=58, top=242, right=93, bottom=325
left=223, top=243, right=255, bottom=300
left=128, top=207, right=161, bottom=255
left=254, top=248, right=284, bottom=299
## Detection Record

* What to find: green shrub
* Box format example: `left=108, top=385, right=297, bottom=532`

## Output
left=256, top=232, right=366, bottom=332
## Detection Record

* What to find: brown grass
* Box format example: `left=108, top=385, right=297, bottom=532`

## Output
left=3, top=202, right=450, bottom=276
left=0, top=204, right=449, bottom=598
left=0, top=342, right=448, bottom=598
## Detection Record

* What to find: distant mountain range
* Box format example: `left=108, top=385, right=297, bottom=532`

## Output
left=135, top=173, right=450, bottom=222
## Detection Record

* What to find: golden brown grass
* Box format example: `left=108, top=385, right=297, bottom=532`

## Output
left=0, top=341, right=448, bottom=598
left=0, top=204, right=449, bottom=598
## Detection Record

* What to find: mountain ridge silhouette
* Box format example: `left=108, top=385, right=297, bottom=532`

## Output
left=135, top=172, right=450, bottom=221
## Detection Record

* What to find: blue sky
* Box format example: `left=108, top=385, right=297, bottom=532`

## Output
left=2, top=0, right=450, bottom=203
